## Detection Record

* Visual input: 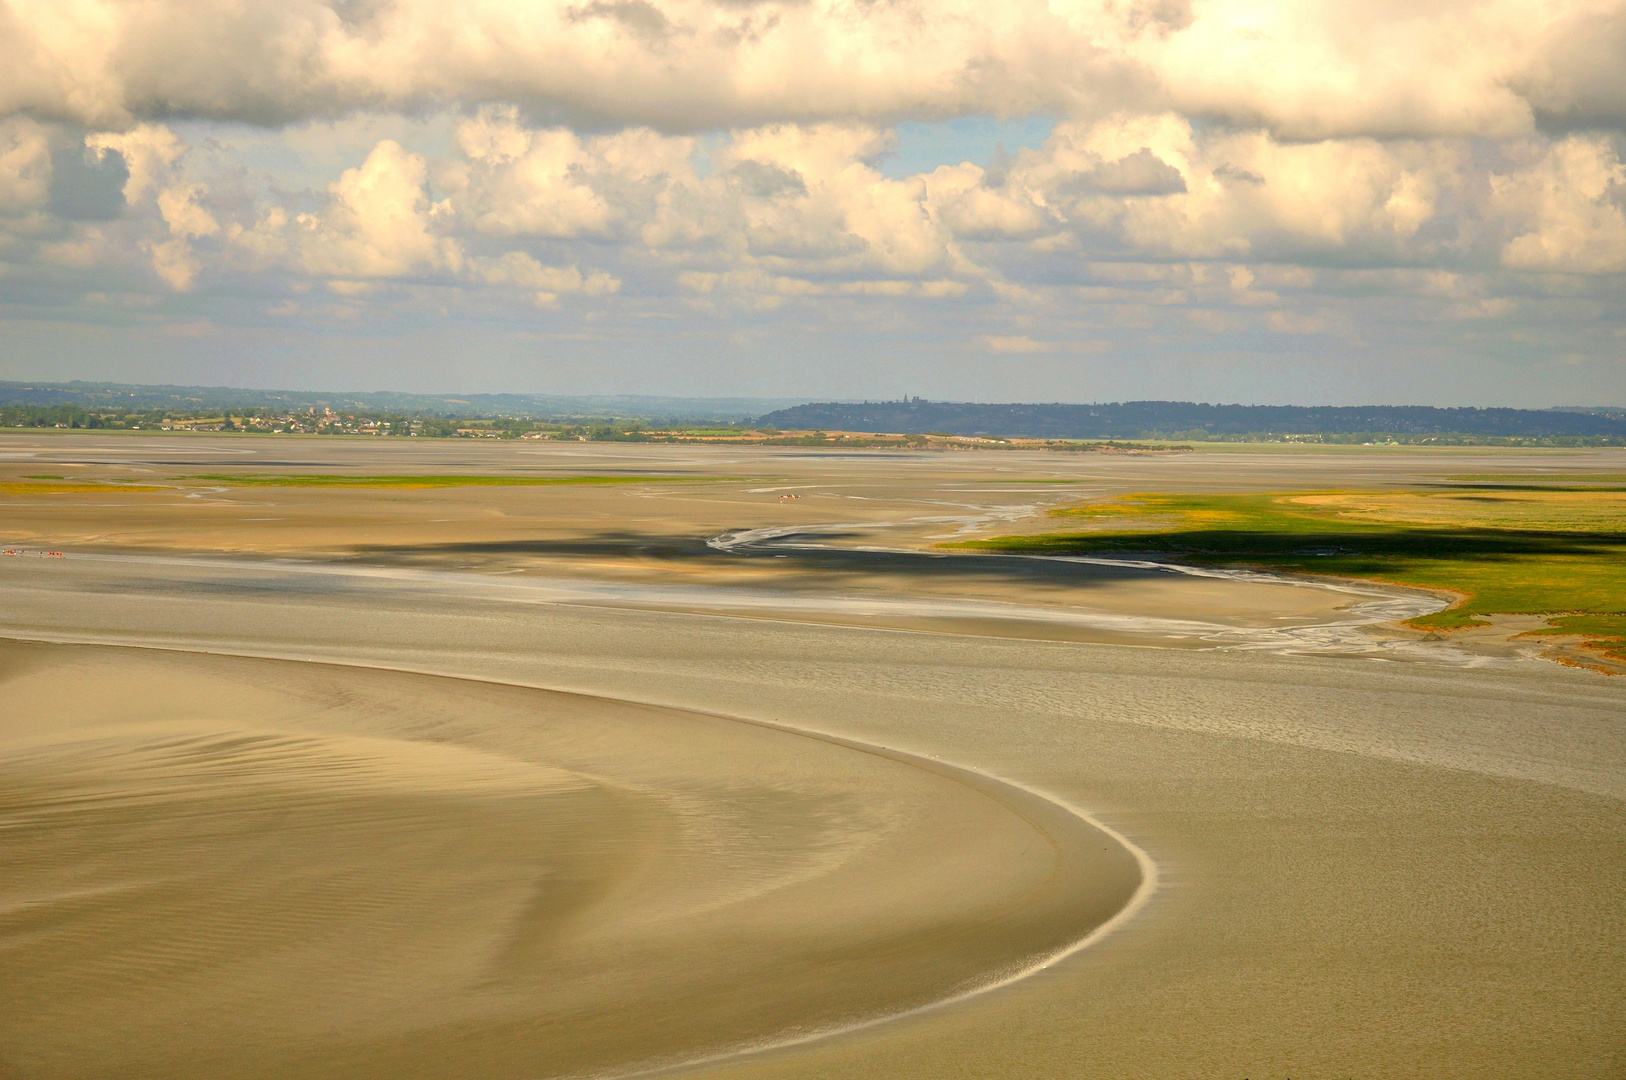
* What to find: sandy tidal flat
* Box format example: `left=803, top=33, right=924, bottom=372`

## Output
left=0, top=641, right=1138, bottom=1080
left=2, top=435, right=1624, bottom=1078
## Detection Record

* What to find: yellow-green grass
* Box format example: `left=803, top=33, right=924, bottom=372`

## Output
left=2, top=481, right=164, bottom=495
left=1524, top=615, right=1626, bottom=662
left=955, top=489, right=1626, bottom=660
left=182, top=474, right=700, bottom=488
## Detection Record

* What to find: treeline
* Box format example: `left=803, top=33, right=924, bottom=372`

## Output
left=0, top=403, right=756, bottom=440
left=0, top=404, right=418, bottom=433
left=1, top=404, right=139, bottom=429
left=757, top=399, right=1626, bottom=442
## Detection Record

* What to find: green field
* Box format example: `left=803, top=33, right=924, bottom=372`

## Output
left=956, top=487, right=1626, bottom=662
left=183, top=474, right=697, bottom=488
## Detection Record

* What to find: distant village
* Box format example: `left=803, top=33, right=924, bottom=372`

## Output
left=0, top=402, right=1196, bottom=451
left=6, top=396, right=1617, bottom=448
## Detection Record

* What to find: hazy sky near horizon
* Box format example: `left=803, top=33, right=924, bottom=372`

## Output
left=1, top=1, right=1625, bottom=404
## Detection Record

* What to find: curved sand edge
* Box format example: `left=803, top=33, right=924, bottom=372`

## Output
left=614, top=715, right=1161, bottom=1080
left=0, top=639, right=1152, bottom=1080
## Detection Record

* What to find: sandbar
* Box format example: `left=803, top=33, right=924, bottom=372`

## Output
left=0, top=640, right=1140, bottom=1080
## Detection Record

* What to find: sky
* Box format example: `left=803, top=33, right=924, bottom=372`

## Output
left=1, top=0, right=1624, bottom=405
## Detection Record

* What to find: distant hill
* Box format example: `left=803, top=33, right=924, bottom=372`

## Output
left=1552, top=406, right=1626, bottom=421
left=0, top=381, right=806, bottom=422
left=756, top=399, right=1626, bottom=440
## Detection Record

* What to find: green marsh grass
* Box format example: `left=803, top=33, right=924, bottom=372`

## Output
left=956, top=488, right=1626, bottom=660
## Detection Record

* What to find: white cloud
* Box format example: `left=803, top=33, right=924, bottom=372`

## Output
left=17, top=109, right=1621, bottom=310
left=0, top=116, right=50, bottom=212
left=978, top=334, right=1048, bottom=353
left=87, top=124, right=184, bottom=205
left=467, top=251, right=621, bottom=305
left=291, top=139, right=461, bottom=278
left=85, top=123, right=218, bottom=289
left=4, top=0, right=1622, bottom=139
left=1492, top=135, right=1626, bottom=274
left=146, top=237, right=201, bottom=291
left=929, top=164, right=1051, bottom=239
left=713, top=124, right=952, bottom=275
left=963, top=115, right=1454, bottom=261
left=156, top=184, right=218, bottom=239
left=1, top=3, right=1623, bottom=400
left=446, top=110, right=619, bottom=237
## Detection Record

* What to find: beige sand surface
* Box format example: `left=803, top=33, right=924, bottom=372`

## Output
left=2, top=434, right=1623, bottom=1078
left=0, top=640, right=1139, bottom=1080
left=2, top=555, right=1623, bottom=1078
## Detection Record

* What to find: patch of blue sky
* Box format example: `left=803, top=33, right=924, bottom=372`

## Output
left=877, top=115, right=1055, bottom=179
left=170, top=114, right=458, bottom=193
left=689, top=131, right=731, bottom=178
left=166, top=113, right=1054, bottom=190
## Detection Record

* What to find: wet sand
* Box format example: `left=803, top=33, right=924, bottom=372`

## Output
left=2, top=435, right=1623, bottom=1078
left=0, top=432, right=1484, bottom=651
left=0, top=641, right=1140, bottom=1080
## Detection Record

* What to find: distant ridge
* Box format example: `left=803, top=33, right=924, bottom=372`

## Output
left=1553, top=406, right=1626, bottom=421
left=7, top=381, right=1623, bottom=440
left=757, top=399, right=1626, bottom=440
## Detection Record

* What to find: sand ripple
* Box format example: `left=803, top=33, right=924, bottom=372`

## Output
left=0, top=642, right=1142, bottom=1080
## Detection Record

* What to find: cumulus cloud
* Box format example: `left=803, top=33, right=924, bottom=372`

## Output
left=437, top=115, right=964, bottom=280
left=446, top=112, right=616, bottom=237
left=2, top=0, right=1623, bottom=140
left=83, top=124, right=221, bottom=288
left=916, top=114, right=1452, bottom=266
left=978, top=334, right=1049, bottom=353
left=713, top=124, right=953, bottom=274
left=467, top=251, right=621, bottom=305
left=1492, top=136, right=1626, bottom=274
left=0, top=1, right=1622, bottom=386
left=146, top=238, right=202, bottom=291
left=0, top=117, right=51, bottom=213
left=7, top=108, right=1623, bottom=308
left=1065, top=148, right=1187, bottom=196
left=290, top=139, right=461, bottom=278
